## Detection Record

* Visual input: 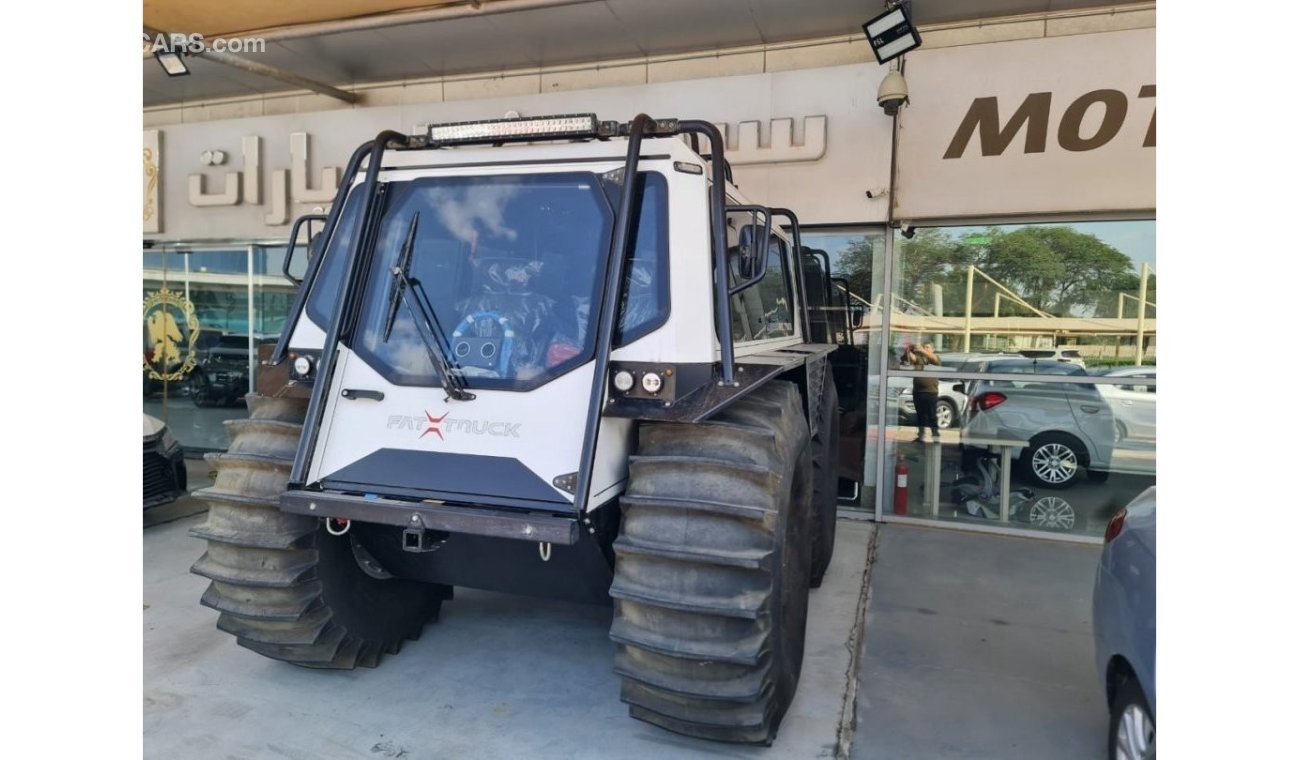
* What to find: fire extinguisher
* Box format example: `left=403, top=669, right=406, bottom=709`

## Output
left=893, top=457, right=909, bottom=515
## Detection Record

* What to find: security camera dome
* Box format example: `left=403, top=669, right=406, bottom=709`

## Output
left=877, top=69, right=909, bottom=116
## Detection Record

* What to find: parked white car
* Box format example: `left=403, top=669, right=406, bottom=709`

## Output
left=1096, top=367, right=1155, bottom=443
left=1018, top=347, right=1087, bottom=367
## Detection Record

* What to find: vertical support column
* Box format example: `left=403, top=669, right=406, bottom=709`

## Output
left=999, top=446, right=1013, bottom=522
left=872, top=229, right=897, bottom=520
left=1135, top=262, right=1150, bottom=366
left=927, top=440, right=941, bottom=518
left=247, top=245, right=257, bottom=393
left=963, top=265, right=974, bottom=352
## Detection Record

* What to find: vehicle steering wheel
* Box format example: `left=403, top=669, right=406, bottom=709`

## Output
left=450, top=310, right=516, bottom=376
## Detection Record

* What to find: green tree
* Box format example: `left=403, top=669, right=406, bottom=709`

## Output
left=977, top=227, right=1134, bottom=315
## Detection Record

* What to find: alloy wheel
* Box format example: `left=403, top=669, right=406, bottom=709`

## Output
left=1115, top=703, right=1155, bottom=760
left=1031, top=442, right=1078, bottom=484
left=1028, top=496, right=1075, bottom=530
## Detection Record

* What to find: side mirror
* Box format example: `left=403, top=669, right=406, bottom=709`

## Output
left=952, top=383, right=965, bottom=395
left=735, top=223, right=772, bottom=281
left=726, top=206, right=773, bottom=295
left=284, top=213, right=328, bottom=285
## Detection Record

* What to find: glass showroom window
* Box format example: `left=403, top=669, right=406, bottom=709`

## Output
left=801, top=228, right=886, bottom=509
left=143, top=247, right=259, bottom=451
left=881, top=220, right=1155, bottom=538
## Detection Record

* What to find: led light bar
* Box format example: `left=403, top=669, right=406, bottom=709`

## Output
left=427, top=114, right=610, bottom=146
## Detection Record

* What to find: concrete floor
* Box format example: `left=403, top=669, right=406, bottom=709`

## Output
left=851, top=524, right=1107, bottom=760
left=144, top=506, right=875, bottom=759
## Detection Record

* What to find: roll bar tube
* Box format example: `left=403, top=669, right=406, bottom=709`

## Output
left=270, top=141, right=374, bottom=367
left=290, top=130, right=410, bottom=486
left=678, top=120, right=737, bottom=386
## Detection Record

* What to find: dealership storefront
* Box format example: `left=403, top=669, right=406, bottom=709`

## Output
left=144, top=24, right=1154, bottom=540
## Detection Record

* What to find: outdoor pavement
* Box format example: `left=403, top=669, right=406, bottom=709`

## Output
left=146, top=477, right=1111, bottom=759
left=144, top=499, right=875, bottom=759
left=852, top=524, right=1107, bottom=760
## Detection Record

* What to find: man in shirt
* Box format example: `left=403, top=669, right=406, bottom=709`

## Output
left=904, top=341, right=941, bottom=442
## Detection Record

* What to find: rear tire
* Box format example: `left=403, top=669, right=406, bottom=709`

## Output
left=189, top=394, right=446, bottom=669
left=809, top=369, right=840, bottom=588
left=609, top=380, right=813, bottom=745
left=1019, top=432, right=1086, bottom=490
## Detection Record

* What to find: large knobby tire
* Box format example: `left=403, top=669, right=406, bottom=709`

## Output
left=609, top=380, right=813, bottom=745
left=189, top=394, right=446, bottom=668
left=809, top=370, right=840, bottom=588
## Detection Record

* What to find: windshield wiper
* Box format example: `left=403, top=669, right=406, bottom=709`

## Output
left=383, top=214, right=476, bottom=402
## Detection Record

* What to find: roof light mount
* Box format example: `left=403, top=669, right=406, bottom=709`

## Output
left=417, top=113, right=682, bottom=148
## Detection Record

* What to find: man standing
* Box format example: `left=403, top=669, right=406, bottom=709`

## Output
left=904, top=341, right=941, bottom=442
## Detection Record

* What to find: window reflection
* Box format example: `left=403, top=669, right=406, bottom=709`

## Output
left=886, top=220, right=1155, bottom=537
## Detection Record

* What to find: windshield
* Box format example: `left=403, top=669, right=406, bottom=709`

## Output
left=350, top=171, right=664, bottom=390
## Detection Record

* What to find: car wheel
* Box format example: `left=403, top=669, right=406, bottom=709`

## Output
left=1020, top=433, right=1085, bottom=489
left=935, top=400, right=956, bottom=429
left=1027, top=495, right=1076, bottom=530
left=1109, top=677, right=1155, bottom=760
left=190, top=372, right=215, bottom=408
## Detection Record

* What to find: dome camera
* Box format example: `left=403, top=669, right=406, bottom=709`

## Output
left=877, top=69, right=909, bottom=116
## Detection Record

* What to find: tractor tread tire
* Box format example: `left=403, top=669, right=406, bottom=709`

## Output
left=189, top=394, right=445, bottom=670
left=809, top=368, right=840, bottom=587
left=610, top=381, right=813, bottom=745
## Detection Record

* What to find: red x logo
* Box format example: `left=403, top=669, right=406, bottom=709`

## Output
left=420, top=411, right=449, bottom=440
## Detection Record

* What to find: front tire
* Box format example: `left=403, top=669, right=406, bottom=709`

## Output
left=609, top=380, right=813, bottom=745
left=809, top=369, right=840, bottom=588
left=189, top=394, right=446, bottom=668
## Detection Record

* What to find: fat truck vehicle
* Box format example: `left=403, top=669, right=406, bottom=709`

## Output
left=190, top=113, right=861, bottom=745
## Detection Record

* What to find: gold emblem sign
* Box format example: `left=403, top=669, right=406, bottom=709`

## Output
left=143, top=288, right=200, bottom=381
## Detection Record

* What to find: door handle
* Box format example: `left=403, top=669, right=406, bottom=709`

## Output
left=1079, top=405, right=1100, bottom=413
left=341, top=388, right=385, bottom=401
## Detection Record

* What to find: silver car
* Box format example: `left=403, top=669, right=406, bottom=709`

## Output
left=1096, top=367, right=1156, bottom=443
left=958, top=358, right=1115, bottom=489
left=1093, top=487, right=1156, bottom=760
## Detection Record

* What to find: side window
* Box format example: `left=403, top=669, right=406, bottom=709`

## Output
left=305, top=187, right=364, bottom=329
left=614, top=172, right=669, bottom=346
left=726, top=206, right=794, bottom=343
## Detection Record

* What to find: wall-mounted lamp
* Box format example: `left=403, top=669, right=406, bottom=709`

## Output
left=862, top=2, right=922, bottom=64
left=154, top=48, right=190, bottom=77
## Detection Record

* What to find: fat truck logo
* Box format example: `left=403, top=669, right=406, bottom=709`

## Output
left=388, top=411, right=521, bottom=440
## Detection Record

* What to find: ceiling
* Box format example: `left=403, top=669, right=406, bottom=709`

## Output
left=143, top=0, right=1151, bottom=108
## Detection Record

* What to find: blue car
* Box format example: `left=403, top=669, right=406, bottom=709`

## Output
left=1092, top=486, right=1156, bottom=759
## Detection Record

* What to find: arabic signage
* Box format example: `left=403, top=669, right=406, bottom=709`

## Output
left=143, top=63, right=895, bottom=240
left=894, top=28, right=1155, bottom=220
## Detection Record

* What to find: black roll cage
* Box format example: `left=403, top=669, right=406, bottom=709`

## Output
left=282, top=115, right=801, bottom=514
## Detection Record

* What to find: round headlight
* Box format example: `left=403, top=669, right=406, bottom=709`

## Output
left=613, top=370, right=635, bottom=392
left=293, top=356, right=313, bottom=377
left=641, top=372, right=662, bottom=394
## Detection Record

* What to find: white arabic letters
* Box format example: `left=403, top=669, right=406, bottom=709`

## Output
left=264, top=169, right=289, bottom=225
left=291, top=132, right=340, bottom=203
